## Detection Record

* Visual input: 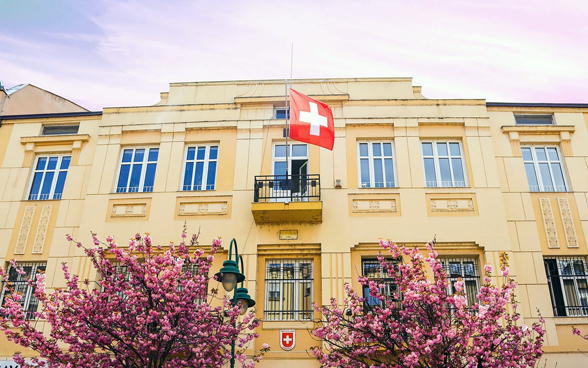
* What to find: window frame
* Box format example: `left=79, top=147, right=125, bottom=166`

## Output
left=41, top=125, right=80, bottom=136
left=181, top=144, right=219, bottom=191
left=521, top=145, right=568, bottom=192
left=271, top=143, right=309, bottom=175
left=544, top=257, right=588, bottom=317
left=0, top=262, right=46, bottom=320
left=27, top=154, right=71, bottom=200
left=361, top=258, right=399, bottom=307
left=264, top=259, right=313, bottom=321
left=357, top=141, right=397, bottom=188
left=114, top=147, right=159, bottom=193
left=422, top=141, right=468, bottom=188
left=274, top=107, right=290, bottom=120
left=514, top=115, right=554, bottom=125
left=440, top=257, right=480, bottom=306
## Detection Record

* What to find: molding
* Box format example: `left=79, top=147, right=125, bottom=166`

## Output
left=257, top=243, right=321, bottom=256
left=235, top=94, right=349, bottom=105
left=501, top=125, right=575, bottom=156
left=32, top=205, right=52, bottom=254
left=540, top=198, right=559, bottom=248
left=20, top=134, right=90, bottom=145
left=557, top=198, right=579, bottom=248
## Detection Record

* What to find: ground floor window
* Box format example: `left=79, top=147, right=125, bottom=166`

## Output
left=264, top=259, right=313, bottom=321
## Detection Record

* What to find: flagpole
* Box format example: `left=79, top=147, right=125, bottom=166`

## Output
left=285, top=80, right=289, bottom=178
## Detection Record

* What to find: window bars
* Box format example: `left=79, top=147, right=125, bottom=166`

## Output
left=544, top=257, right=588, bottom=317
left=0, top=263, right=46, bottom=320
left=361, top=258, right=399, bottom=308
left=264, top=260, right=313, bottom=321
left=441, top=258, right=480, bottom=306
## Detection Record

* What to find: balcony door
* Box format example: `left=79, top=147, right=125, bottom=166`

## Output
left=272, top=144, right=309, bottom=201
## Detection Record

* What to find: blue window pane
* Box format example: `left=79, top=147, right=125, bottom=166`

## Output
left=148, top=148, right=159, bottom=162
left=274, top=162, right=287, bottom=177
left=54, top=172, right=68, bottom=199
left=184, top=162, right=194, bottom=190
left=117, top=165, right=130, bottom=193
left=524, top=163, right=539, bottom=191
left=539, top=163, right=553, bottom=191
left=194, top=162, right=204, bottom=189
left=374, top=158, right=383, bottom=187
left=129, top=164, right=143, bottom=192
left=197, top=147, right=206, bottom=160
left=134, top=149, right=145, bottom=163
left=383, top=143, right=392, bottom=157
left=29, top=172, right=44, bottom=199
left=547, top=148, right=559, bottom=161
left=551, top=163, right=566, bottom=191
left=40, top=172, right=55, bottom=198
left=360, top=158, right=370, bottom=187
left=522, top=147, right=533, bottom=161
left=122, top=150, right=133, bottom=163
left=143, top=163, right=156, bottom=192
left=209, top=146, right=218, bottom=160
left=36, top=157, right=47, bottom=170
left=452, top=158, right=465, bottom=186
left=187, top=147, right=196, bottom=161
left=47, top=157, right=58, bottom=170
left=60, top=156, right=71, bottom=170
left=536, top=148, right=547, bottom=161
left=292, top=145, right=307, bottom=157
left=424, top=158, right=437, bottom=187
left=384, top=158, right=394, bottom=187
left=439, top=158, right=452, bottom=186
left=449, top=143, right=460, bottom=156
left=359, top=143, right=368, bottom=157
left=275, top=145, right=286, bottom=158
left=437, top=143, right=448, bottom=156
left=422, top=143, right=433, bottom=156
left=372, top=143, right=382, bottom=157
left=206, top=161, right=217, bottom=190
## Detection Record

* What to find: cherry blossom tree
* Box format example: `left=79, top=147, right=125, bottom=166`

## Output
left=0, top=229, right=268, bottom=368
left=311, top=240, right=545, bottom=368
left=572, top=327, right=588, bottom=340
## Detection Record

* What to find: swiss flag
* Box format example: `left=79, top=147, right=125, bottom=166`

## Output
left=289, top=89, right=335, bottom=150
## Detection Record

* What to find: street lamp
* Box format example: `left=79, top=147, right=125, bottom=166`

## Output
left=214, top=238, right=256, bottom=368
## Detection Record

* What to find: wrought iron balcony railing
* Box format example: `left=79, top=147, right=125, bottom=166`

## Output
left=254, top=174, right=321, bottom=203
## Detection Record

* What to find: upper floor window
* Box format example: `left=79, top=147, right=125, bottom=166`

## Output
left=441, top=257, right=480, bottom=306
left=28, top=155, right=71, bottom=200
left=544, top=257, right=588, bottom=317
left=116, top=148, right=158, bottom=193
left=182, top=146, right=218, bottom=191
left=522, top=146, right=567, bottom=192
left=0, top=262, right=46, bottom=320
left=265, top=259, right=313, bottom=321
left=358, top=142, right=396, bottom=188
left=275, top=108, right=290, bottom=120
left=422, top=141, right=467, bottom=188
left=41, top=125, right=79, bottom=135
left=362, top=258, right=398, bottom=307
left=515, top=115, right=554, bottom=125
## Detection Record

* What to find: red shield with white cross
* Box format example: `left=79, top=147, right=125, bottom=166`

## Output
left=280, top=330, right=295, bottom=351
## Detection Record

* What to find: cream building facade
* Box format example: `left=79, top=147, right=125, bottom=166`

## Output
left=0, top=78, right=587, bottom=367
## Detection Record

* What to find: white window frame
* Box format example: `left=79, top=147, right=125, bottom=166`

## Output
left=264, top=259, right=313, bottom=321
left=357, top=141, right=397, bottom=188
left=271, top=143, right=309, bottom=175
left=422, top=141, right=468, bottom=188
left=181, top=144, right=219, bottom=191
left=521, top=146, right=568, bottom=192
left=0, top=262, right=46, bottom=319
left=115, top=147, right=159, bottom=193
left=27, top=155, right=71, bottom=200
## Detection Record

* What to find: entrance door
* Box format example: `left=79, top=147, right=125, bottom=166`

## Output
left=272, top=144, right=308, bottom=202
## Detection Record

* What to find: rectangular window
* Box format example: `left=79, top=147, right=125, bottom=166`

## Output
left=265, top=260, right=313, bottom=321
left=515, top=115, right=554, bottom=125
left=182, top=145, right=218, bottom=191
left=361, top=258, right=398, bottom=307
left=544, top=257, right=588, bottom=317
left=522, top=146, right=567, bottom=192
left=441, top=258, right=480, bottom=306
left=422, top=141, right=467, bottom=188
left=358, top=142, right=396, bottom=188
left=0, top=263, right=46, bottom=319
left=116, top=148, right=159, bottom=193
left=28, top=155, right=71, bottom=200
left=41, top=125, right=79, bottom=135
left=275, top=108, right=290, bottom=120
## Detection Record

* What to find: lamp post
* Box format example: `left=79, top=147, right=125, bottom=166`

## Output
left=214, top=239, right=256, bottom=368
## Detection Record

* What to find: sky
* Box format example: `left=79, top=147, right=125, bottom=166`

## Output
left=1, top=0, right=587, bottom=111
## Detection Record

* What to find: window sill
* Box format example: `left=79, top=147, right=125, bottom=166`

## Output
left=21, top=134, right=90, bottom=145
left=262, top=320, right=314, bottom=329
left=501, top=125, right=575, bottom=134
left=553, top=316, right=588, bottom=325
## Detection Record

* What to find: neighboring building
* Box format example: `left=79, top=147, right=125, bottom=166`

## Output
left=0, top=78, right=587, bottom=366
left=0, top=83, right=88, bottom=116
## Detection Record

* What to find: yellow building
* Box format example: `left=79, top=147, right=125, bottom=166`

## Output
left=0, top=78, right=587, bottom=367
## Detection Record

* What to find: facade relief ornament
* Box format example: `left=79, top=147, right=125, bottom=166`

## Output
left=15, top=206, right=36, bottom=254
left=540, top=198, right=559, bottom=248
left=557, top=198, right=578, bottom=248
left=32, top=205, right=52, bottom=254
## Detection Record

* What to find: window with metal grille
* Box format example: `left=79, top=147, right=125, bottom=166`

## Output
left=358, top=142, right=396, bottom=188
left=182, top=145, right=218, bottom=191
left=361, top=258, right=398, bottom=307
left=0, top=262, right=46, bottom=319
left=265, top=260, right=313, bottom=321
left=441, top=258, right=480, bottom=306
left=422, top=141, right=467, bottom=188
left=544, top=257, right=588, bottom=317
left=28, top=155, right=71, bottom=200
left=521, top=146, right=567, bottom=192
left=116, top=148, right=159, bottom=193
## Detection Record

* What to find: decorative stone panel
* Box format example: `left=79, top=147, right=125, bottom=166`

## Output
left=351, top=199, right=397, bottom=213
left=15, top=206, right=36, bottom=254
left=540, top=198, right=559, bottom=248
left=32, top=205, right=52, bottom=254
left=425, top=193, right=478, bottom=216
left=178, top=202, right=228, bottom=216
left=430, top=199, right=474, bottom=212
left=106, top=198, right=152, bottom=221
left=557, top=198, right=578, bottom=248
left=111, top=204, right=147, bottom=217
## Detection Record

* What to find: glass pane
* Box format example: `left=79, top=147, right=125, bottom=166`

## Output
left=437, top=143, right=448, bottom=156
left=561, top=261, right=573, bottom=275
left=384, top=158, right=394, bottom=187
left=359, top=143, right=368, bottom=157
left=148, top=148, right=159, bottom=162
left=463, top=262, right=475, bottom=276
left=275, top=145, right=286, bottom=158
left=574, top=261, right=586, bottom=275
left=129, top=164, right=143, bottom=192
left=117, top=165, right=130, bottom=192
left=133, top=149, right=145, bottom=163
left=422, top=142, right=433, bottom=156
left=122, top=150, right=133, bottom=163
left=209, top=146, right=218, bottom=160
left=47, top=157, right=58, bottom=170
left=536, top=148, right=547, bottom=161
left=54, top=171, right=68, bottom=199
left=187, top=147, right=196, bottom=161
left=551, top=163, right=566, bottom=191
left=452, top=158, right=465, bottom=186
left=449, top=262, right=461, bottom=277
left=547, top=148, right=559, bottom=161
left=40, top=172, right=54, bottom=198
left=564, top=280, right=578, bottom=306
left=206, top=161, right=217, bottom=190
left=521, top=147, right=533, bottom=161
left=274, top=162, right=287, bottom=177
left=60, top=156, right=71, bottom=170
left=383, top=143, right=392, bottom=157
left=449, top=143, right=461, bottom=156
left=292, top=145, right=307, bottom=157
left=374, top=158, right=383, bottom=187
left=143, top=163, right=156, bottom=192
left=197, top=147, right=206, bottom=160
left=36, top=157, right=47, bottom=170
left=183, top=162, right=194, bottom=190
left=194, top=162, right=204, bottom=189
left=539, top=163, right=554, bottom=191
left=524, top=163, right=539, bottom=191
left=424, top=158, right=436, bottom=187
left=578, top=279, right=588, bottom=307
left=29, top=172, right=43, bottom=199
left=372, top=143, right=382, bottom=157
left=360, top=158, right=370, bottom=187
left=439, top=158, right=452, bottom=186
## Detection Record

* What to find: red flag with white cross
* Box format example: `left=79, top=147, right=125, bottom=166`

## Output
left=289, top=89, right=335, bottom=150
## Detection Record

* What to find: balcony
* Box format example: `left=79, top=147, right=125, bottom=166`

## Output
left=251, top=174, right=322, bottom=223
